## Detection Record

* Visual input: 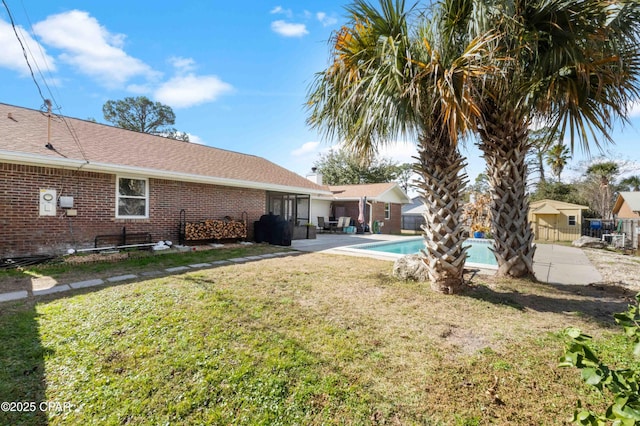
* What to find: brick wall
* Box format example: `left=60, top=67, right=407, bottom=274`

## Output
left=0, top=163, right=266, bottom=257
left=369, top=202, right=402, bottom=234
left=331, top=200, right=403, bottom=234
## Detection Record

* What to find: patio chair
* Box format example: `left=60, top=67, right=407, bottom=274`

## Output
left=317, top=217, right=331, bottom=233
left=335, top=216, right=350, bottom=233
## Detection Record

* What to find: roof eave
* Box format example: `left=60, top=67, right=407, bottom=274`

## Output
left=0, top=151, right=333, bottom=196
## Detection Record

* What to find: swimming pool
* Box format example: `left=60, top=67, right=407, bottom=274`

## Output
left=343, top=237, right=498, bottom=269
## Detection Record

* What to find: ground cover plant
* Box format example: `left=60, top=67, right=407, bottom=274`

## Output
left=0, top=250, right=635, bottom=425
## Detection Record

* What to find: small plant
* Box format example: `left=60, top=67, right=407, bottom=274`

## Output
left=464, top=193, right=491, bottom=236
left=560, top=293, right=640, bottom=425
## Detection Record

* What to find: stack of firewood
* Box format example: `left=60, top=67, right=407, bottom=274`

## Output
left=185, top=219, right=247, bottom=241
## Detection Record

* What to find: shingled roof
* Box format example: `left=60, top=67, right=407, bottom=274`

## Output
left=0, top=102, right=329, bottom=194
left=328, top=182, right=411, bottom=203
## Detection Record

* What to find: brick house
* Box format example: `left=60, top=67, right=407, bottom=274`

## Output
left=306, top=170, right=411, bottom=234
left=0, top=103, right=330, bottom=257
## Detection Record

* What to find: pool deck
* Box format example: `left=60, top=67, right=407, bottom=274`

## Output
left=291, top=234, right=602, bottom=286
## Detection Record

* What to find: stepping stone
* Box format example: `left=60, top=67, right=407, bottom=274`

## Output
left=165, top=266, right=190, bottom=273
left=210, top=260, right=231, bottom=266
left=70, top=279, right=104, bottom=289
left=189, top=263, right=212, bottom=268
left=245, top=256, right=263, bottom=260
left=141, top=270, right=163, bottom=277
left=0, top=290, right=28, bottom=302
left=107, top=274, right=138, bottom=283
left=229, top=257, right=250, bottom=263
left=33, top=285, right=71, bottom=296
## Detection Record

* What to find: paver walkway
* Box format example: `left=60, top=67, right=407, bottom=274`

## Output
left=0, top=251, right=296, bottom=304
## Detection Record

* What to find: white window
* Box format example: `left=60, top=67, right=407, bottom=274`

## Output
left=568, top=215, right=577, bottom=226
left=384, top=203, right=391, bottom=220
left=116, top=176, right=148, bottom=218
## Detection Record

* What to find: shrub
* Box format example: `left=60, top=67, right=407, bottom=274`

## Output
left=560, top=293, right=640, bottom=425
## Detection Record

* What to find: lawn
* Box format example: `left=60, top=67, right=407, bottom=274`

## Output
left=1, top=247, right=637, bottom=425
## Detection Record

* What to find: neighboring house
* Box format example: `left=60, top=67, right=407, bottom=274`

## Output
left=528, top=199, right=589, bottom=241
left=401, top=196, right=426, bottom=232
left=305, top=171, right=411, bottom=234
left=0, top=103, right=330, bottom=257
left=613, top=192, right=640, bottom=219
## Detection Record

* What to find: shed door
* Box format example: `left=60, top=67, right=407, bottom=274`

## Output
left=535, top=214, right=557, bottom=241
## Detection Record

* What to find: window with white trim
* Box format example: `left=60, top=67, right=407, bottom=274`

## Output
left=384, top=203, right=391, bottom=220
left=568, top=215, right=577, bottom=226
left=116, top=176, right=148, bottom=218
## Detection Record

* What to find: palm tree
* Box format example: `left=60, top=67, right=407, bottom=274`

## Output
left=546, top=142, right=571, bottom=183
left=306, top=0, right=493, bottom=293
left=620, top=175, right=640, bottom=192
left=586, top=161, right=620, bottom=219
left=470, top=0, right=640, bottom=278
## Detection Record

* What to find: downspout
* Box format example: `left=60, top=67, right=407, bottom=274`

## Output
left=366, top=200, right=374, bottom=232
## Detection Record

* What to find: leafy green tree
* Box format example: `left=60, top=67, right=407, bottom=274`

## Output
left=307, top=0, right=492, bottom=293
left=468, top=0, right=640, bottom=278
left=530, top=181, right=586, bottom=205
left=621, top=175, right=640, bottom=192
left=102, top=96, right=189, bottom=141
left=394, top=163, right=415, bottom=193
left=469, top=173, right=490, bottom=194
left=546, top=142, right=571, bottom=183
left=314, top=149, right=401, bottom=185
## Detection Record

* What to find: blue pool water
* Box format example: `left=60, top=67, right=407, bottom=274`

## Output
left=352, top=237, right=498, bottom=268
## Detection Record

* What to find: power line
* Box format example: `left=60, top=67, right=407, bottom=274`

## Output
left=2, top=0, right=46, bottom=103
left=4, top=0, right=89, bottom=163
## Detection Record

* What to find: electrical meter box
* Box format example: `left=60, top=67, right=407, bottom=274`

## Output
left=59, top=196, right=74, bottom=208
left=39, top=189, right=57, bottom=216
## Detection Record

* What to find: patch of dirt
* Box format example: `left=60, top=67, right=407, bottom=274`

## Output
left=582, top=248, right=640, bottom=291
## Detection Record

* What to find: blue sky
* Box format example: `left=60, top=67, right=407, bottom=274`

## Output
left=1, top=0, right=638, bottom=188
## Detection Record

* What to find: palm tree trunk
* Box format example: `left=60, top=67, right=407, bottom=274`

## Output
left=415, top=133, right=469, bottom=293
left=478, top=105, right=536, bottom=279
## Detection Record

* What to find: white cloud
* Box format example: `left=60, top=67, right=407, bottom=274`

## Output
left=0, top=19, right=56, bottom=75
left=125, top=83, right=152, bottom=94
left=377, top=141, right=417, bottom=164
left=169, top=56, right=196, bottom=74
left=33, top=10, right=157, bottom=87
left=271, top=20, right=308, bottom=37
left=629, top=101, right=640, bottom=117
left=270, top=6, right=292, bottom=17
left=154, top=74, right=233, bottom=108
left=316, top=12, right=338, bottom=27
left=186, top=133, right=205, bottom=145
left=291, top=141, right=320, bottom=157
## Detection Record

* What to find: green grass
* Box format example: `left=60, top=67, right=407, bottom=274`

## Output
left=0, top=244, right=291, bottom=279
left=0, top=250, right=634, bottom=425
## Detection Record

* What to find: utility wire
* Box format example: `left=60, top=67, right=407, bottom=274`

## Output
left=2, top=0, right=46, bottom=103
left=4, top=0, right=90, bottom=163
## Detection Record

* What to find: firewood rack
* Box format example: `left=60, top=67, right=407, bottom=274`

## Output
left=178, top=210, right=248, bottom=245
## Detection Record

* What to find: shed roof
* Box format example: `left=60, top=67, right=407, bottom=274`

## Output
left=0, top=103, right=329, bottom=195
left=529, top=199, right=589, bottom=210
left=532, top=204, right=561, bottom=215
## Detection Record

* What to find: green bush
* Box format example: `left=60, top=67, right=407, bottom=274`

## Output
left=560, top=293, right=640, bottom=425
